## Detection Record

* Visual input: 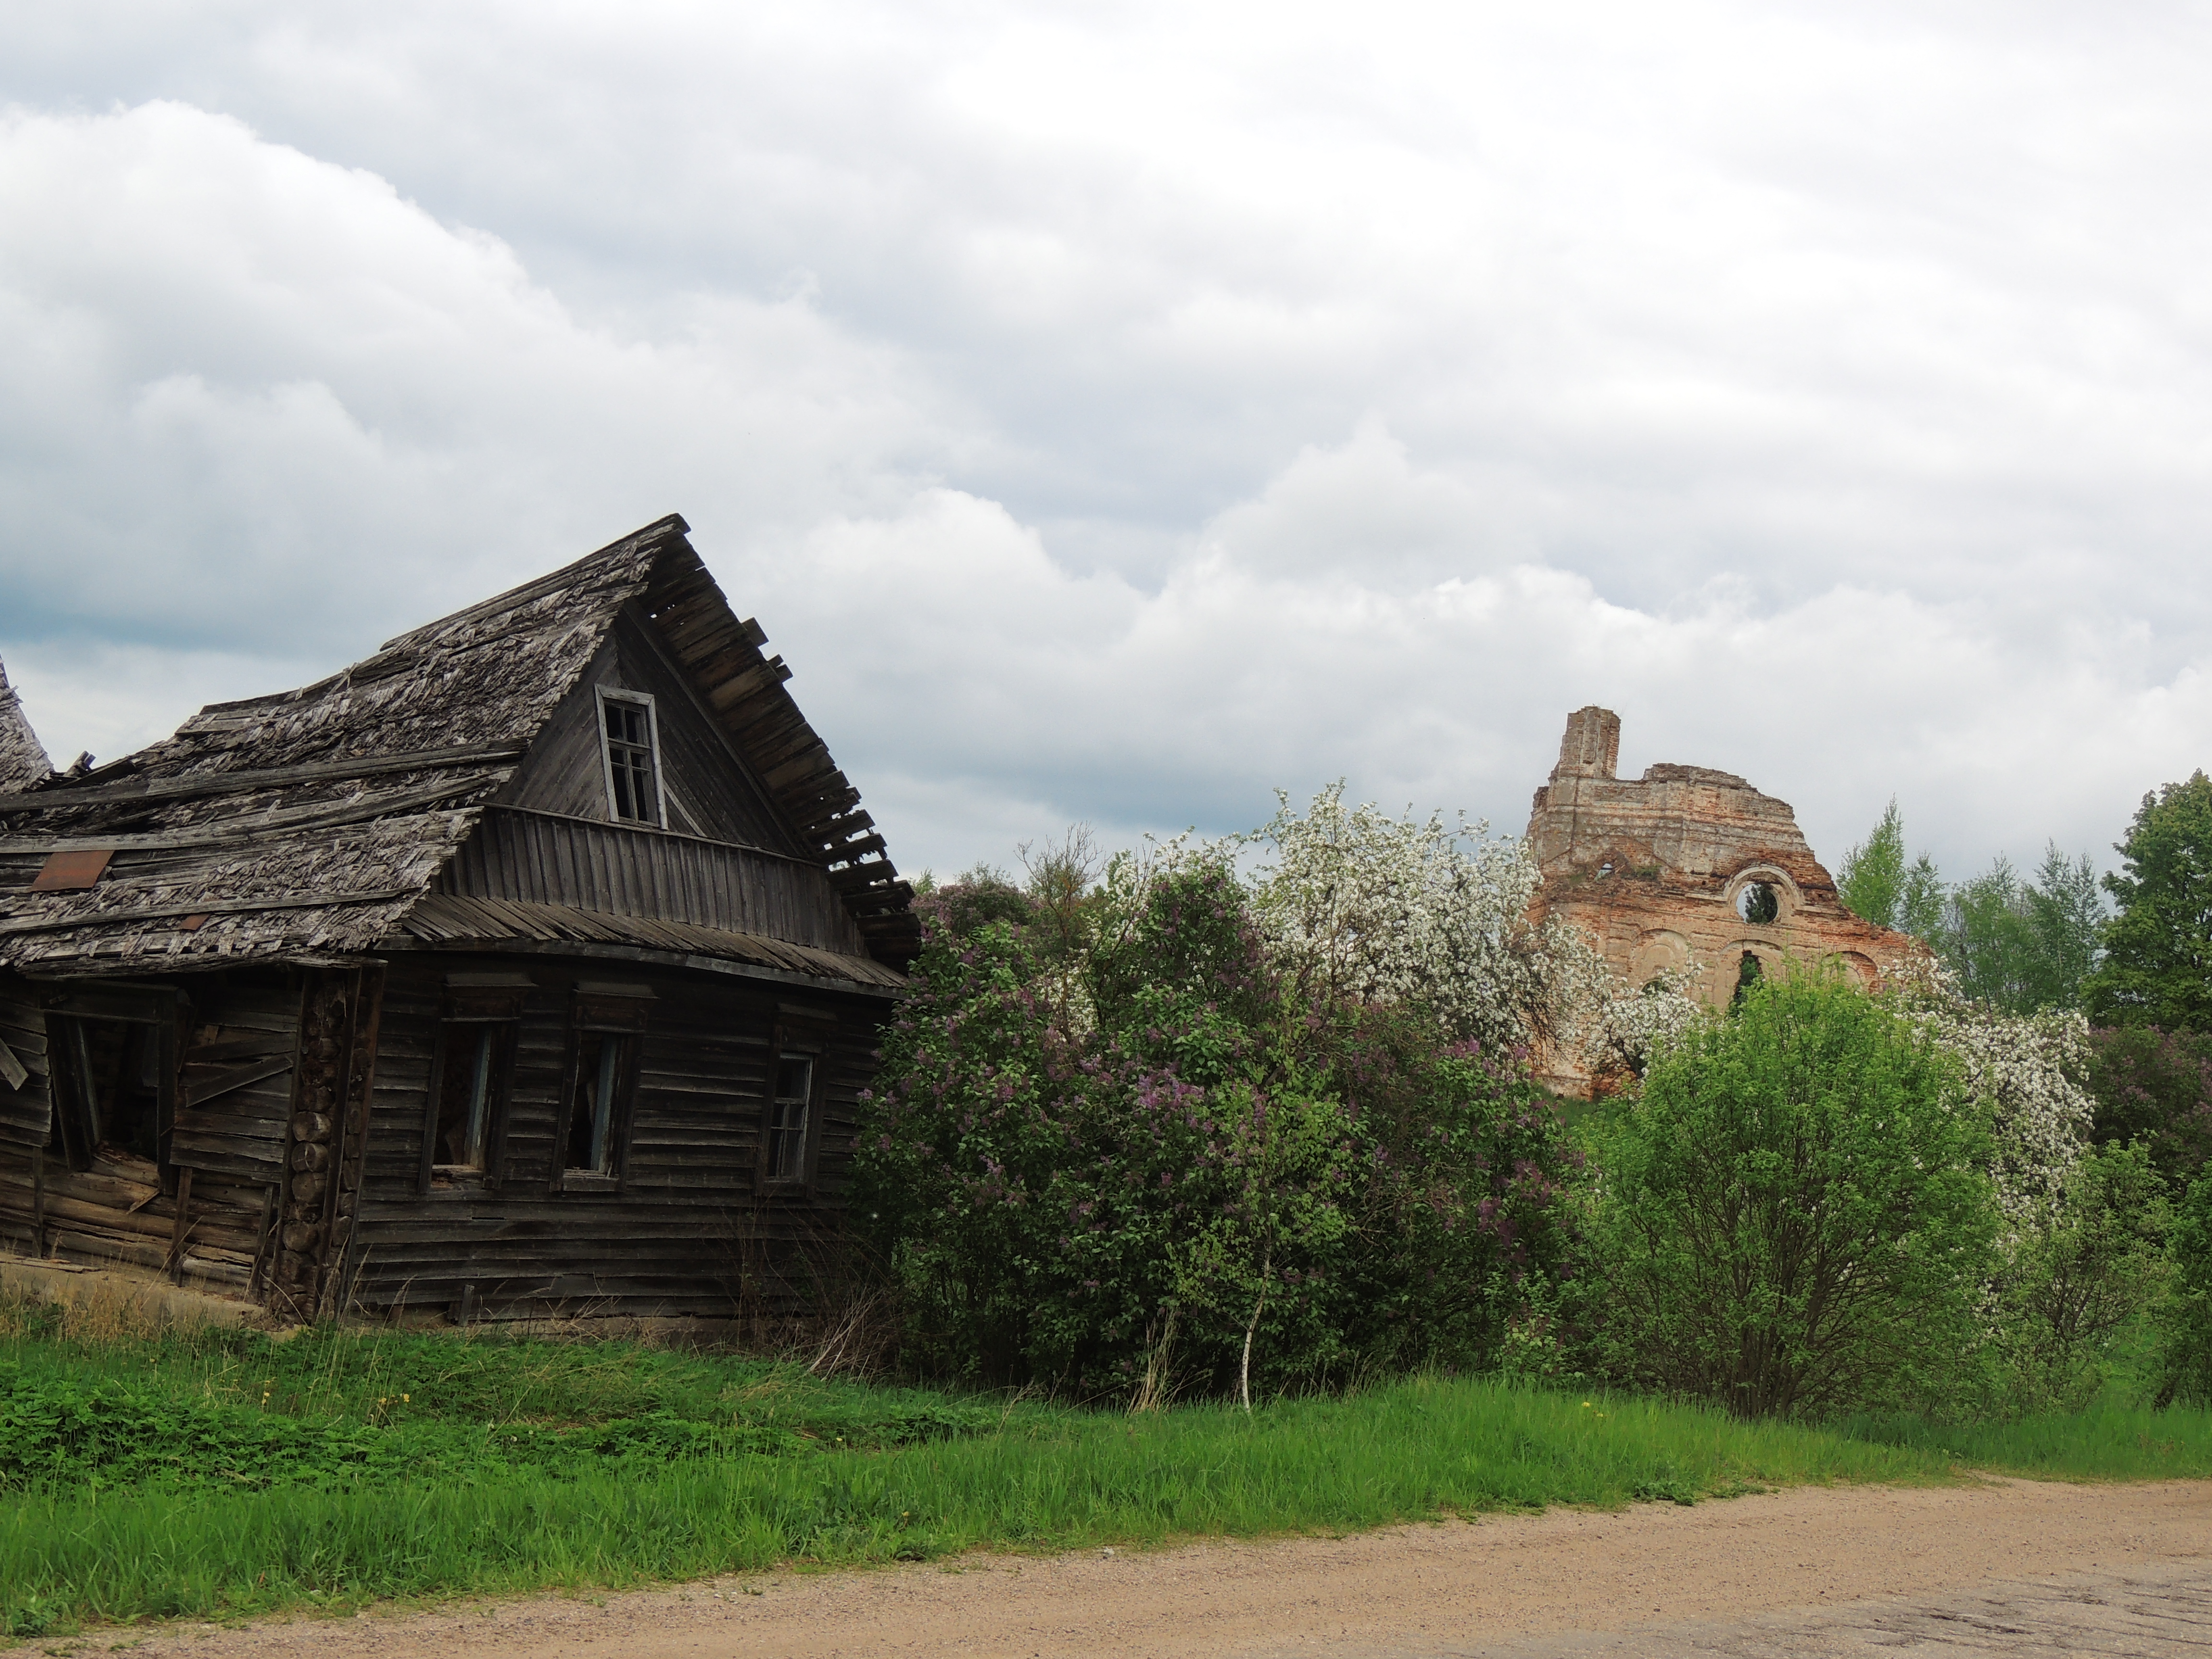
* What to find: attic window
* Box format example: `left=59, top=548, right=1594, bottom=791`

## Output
left=596, top=688, right=663, bottom=827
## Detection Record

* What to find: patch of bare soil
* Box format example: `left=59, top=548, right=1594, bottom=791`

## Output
left=96, top=1477, right=2212, bottom=1659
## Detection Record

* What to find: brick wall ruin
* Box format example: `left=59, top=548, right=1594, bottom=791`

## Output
left=1526, top=706, right=1920, bottom=1094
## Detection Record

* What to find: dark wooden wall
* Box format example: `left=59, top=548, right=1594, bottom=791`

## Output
left=346, top=951, right=888, bottom=1321
left=495, top=609, right=797, bottom=854
left=0, top=968, right=296, bottom=1290
left=0, top=975, right=50, bottom=1152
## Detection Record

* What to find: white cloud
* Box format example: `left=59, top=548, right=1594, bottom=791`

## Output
left=2, top=4, right=2211, bottom=892
left=0, top=101, right=957, bottom=654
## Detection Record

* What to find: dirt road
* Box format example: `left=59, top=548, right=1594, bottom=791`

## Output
left=114, top=1477, right=2212, bottom=1658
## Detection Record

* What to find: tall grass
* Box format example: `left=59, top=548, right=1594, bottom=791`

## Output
left=0, top=1291, right=2208, bottom=1638
left=0, top=1377, right=1952, bottom=1630
left=1836, top=1403, right=2212, bottom=1481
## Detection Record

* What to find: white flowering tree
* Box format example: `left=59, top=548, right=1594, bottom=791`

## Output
left=1880, top=958, right=2095, bottom=1224
left=1239, top=783, right=1609, bottom=1055
left=1578, top=965, right=1709, bottom=1091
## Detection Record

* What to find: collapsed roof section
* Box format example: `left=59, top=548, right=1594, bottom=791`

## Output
left=0, top=662, right=49, bottom=794
left=0, top=516, right=916, bottom=981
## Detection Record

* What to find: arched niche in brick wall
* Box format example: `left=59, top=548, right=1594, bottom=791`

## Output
left=1824, top=949, right=1880, bottom=988
left=1630, top=928, right=1693, bottom=987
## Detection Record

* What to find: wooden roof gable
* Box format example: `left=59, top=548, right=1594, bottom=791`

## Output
left=0, top=517, right=916, bottom=977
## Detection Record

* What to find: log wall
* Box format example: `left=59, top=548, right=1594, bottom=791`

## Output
left=343, top=952, right=889, bottom=1322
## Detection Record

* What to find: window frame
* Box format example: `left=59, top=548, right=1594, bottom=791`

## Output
left=39, top=986, right=183, bottom=1177
left=758, top=1016, right=831, bottom=1195
left=594, top=685, right=667, bottom=830
left=550, top=983, right=653, bottom=1194
left=416, top=977, right=529, bottom=1196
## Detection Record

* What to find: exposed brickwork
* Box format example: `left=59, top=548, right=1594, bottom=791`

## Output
left=1527, top=707, right=1920, bottom=1094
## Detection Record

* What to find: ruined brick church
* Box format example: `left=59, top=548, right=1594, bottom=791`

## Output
left=1525, top=706, right=1920, bottom=1094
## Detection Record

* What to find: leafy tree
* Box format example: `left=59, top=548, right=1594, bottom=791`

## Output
left=1842, top=793, right=2104, bottom=1012
left=2084, top=772, right=2212, bottom=1029
left=1881, top=961, right=2095, bottom=1222
left=2024, top=844, right=2107, bottom=1010
left=1587, top=969, right=1999, bottom=1417
left=1241, top=783, right=1604, bottom=1054
left=1837, top=798, right=1945, bottom=938
left=2084, top=1026, right=2212, bottom=1187
left=2157, top=1169, right=2212, bottom=1407
left=1982, top=1141, right=2168, bottom=1414
left=1937, top=849, right=2105, bottom=1022
left=1935, top=846, right=2105, bottom=1015
left=855, top=839, right=1581, bottom=1398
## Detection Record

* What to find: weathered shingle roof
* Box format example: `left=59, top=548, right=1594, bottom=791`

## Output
left=0, top=662, right=49, bottom=793
left=0, top=516, right=914, bottom=979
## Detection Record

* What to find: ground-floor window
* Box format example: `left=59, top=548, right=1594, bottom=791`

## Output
left=553, top=984, right=652, bottom=1192
left=763, top=1055, right=813, bottom=1183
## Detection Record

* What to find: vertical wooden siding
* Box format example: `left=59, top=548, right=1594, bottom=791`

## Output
left=493, top=614, right=795, bottom=854
left=440, top=808, right=869, bottom=957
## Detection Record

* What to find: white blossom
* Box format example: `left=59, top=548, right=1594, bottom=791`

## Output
left=1239, top=783, right=1606, bottom=1052
left=1577, top=964, right=1709, bottom=1089
left=1881, top=958, right=2095, bottom=1224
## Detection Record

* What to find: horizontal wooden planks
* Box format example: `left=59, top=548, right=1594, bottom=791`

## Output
left=347, top=953, right=888, bottom=1318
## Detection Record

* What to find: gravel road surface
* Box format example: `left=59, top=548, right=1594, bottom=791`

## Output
left=102, top=1476, right=2212, bottom=1658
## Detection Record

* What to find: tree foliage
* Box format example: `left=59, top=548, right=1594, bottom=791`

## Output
left=2083, top=1025, right=2212, bottom=1189
left=2084, top=771, right=2212, bottom=1030
left=2157, top=1169, right=2212, bottom=1407
left=1880, top=960, right=2096, bottom=1223
left=1241, top=783, right=1605, bottom=1054
left=1586, top=970, right=2000, bottom=1418
left=1839, top=802, right=2105, bottom=1013
left=1837, top=798, right=1946, bottom=938
left=854, top=812, right=1584, bottom=1400
left=1941, top=846, right=2106, bottom=1014
left=1981, top=1141, right=2168, bottom=1415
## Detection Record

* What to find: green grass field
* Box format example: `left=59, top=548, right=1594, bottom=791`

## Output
left=0, top=1289, right=2208, bottom=1641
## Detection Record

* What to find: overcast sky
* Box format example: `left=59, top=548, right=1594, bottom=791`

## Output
left=2, top=1, right=2207, bottom=883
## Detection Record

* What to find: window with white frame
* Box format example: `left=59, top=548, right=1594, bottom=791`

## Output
left=597, top=688, right=663, bottom=826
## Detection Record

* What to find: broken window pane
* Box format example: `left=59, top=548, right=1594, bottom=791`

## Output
left=765, top=1056, right=813, bottom=1183
left=565, top=1033, right=633, bottom=1175
left=433, top=1023, right=506, bottom=1172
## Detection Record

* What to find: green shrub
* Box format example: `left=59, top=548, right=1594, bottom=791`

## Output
left=2157, top=1170, right=2212, bottom=1406
left=2085, top=1025, right=2212, bottom=1186
left=1983, top=1140, right=2168, bottom=1414
left=1585, top=970, right=2000, bottom=1417
left=855, top=859, right=1581, bottom=1398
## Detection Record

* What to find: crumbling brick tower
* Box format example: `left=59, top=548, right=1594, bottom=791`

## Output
left=1525, top=706, right=1919, bottom=1095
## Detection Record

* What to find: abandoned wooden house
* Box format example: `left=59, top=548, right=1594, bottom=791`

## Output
left=0, top=515, right=916, bottom=1325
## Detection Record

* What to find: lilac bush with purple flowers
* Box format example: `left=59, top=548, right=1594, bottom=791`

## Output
left=854, top=850, right=1581, bottom=1400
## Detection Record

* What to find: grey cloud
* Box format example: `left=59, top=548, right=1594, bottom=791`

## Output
left=1, top=3, right=2209, bottom=890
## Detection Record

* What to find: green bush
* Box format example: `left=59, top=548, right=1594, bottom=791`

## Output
left=2085, top=1025, right=2212, bottom=1186
left=854, top=858, right=1581, bottom=1398
left=2157, top=1170, right=2212, bottom=1406
left=1585, top=970, right=2000, bottom=1417
left=1982, top=1141, right=2168, bottom=1414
